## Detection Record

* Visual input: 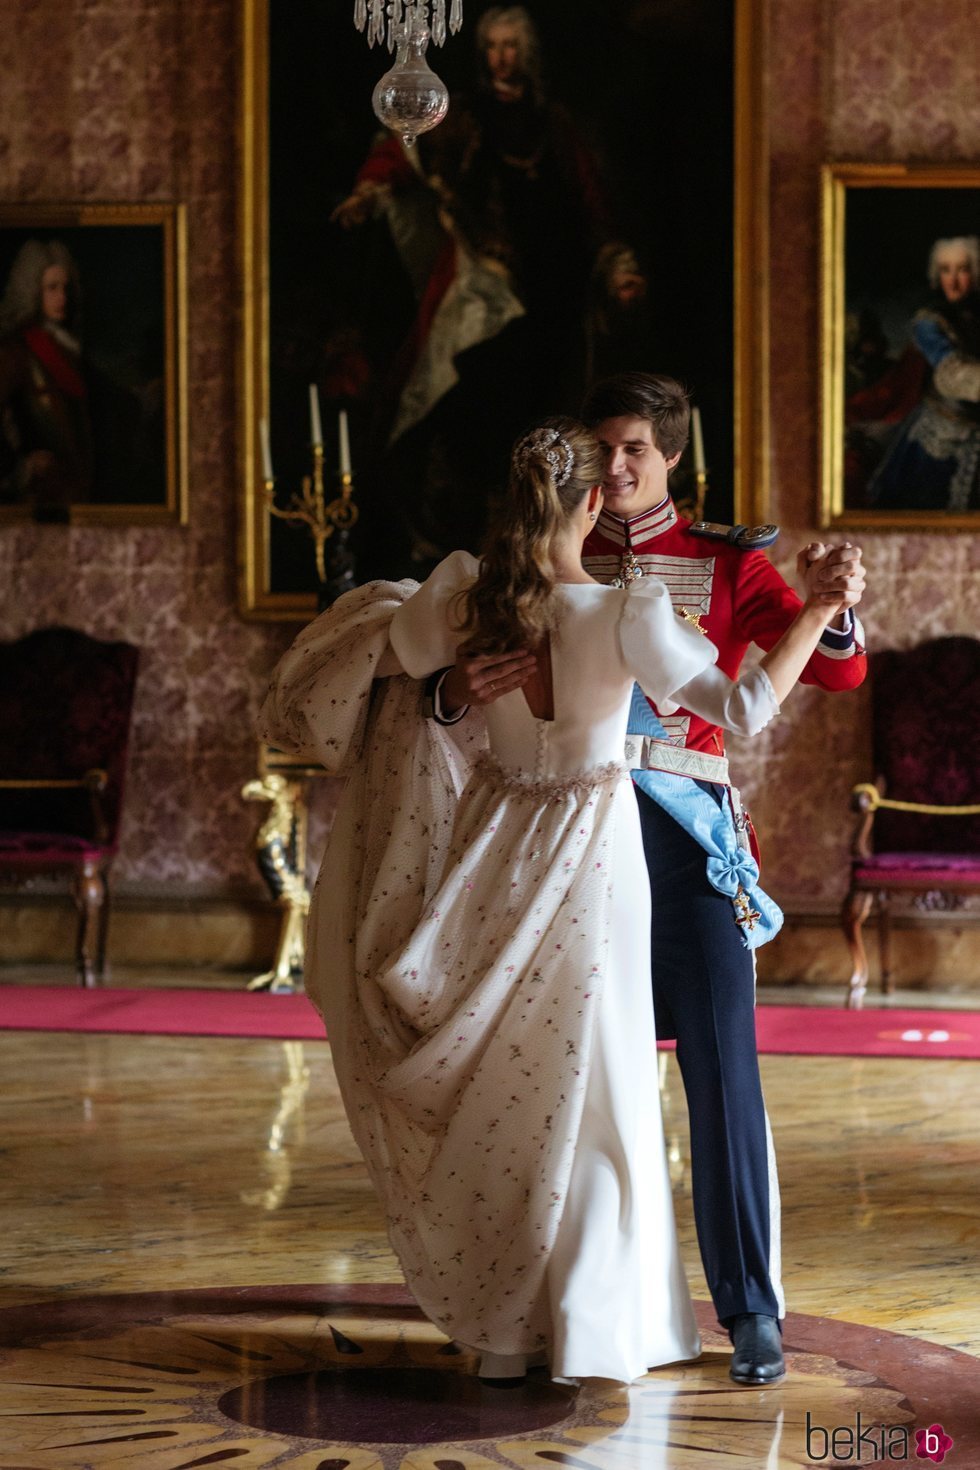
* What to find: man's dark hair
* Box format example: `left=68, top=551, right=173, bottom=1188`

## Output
left=581, top=372, right=691, bottom=460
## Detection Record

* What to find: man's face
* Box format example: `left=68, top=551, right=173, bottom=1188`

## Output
left=594, top=415, right=680, bottom=519
left=41, top=264, right=69, bottom=323
left=609, top=263, right=647, bottom=307
left=936, top=248, right=974, bottom=303
left=484, top=24, right=522, bottom=85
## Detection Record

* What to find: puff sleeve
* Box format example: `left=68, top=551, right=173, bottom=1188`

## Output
left=618, top=578, right=717, bottom=706
left=620, top=578, right=780, bottom=737
left=388, top=549, right=480, bottom=677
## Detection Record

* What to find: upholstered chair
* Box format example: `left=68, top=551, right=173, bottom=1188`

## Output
left=841, top=636, right=980, bottom=1008
left=0, top=628, right=140, bottom=987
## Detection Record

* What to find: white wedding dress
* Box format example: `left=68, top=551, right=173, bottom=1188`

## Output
left=299, top=551, right=779, bottom=1384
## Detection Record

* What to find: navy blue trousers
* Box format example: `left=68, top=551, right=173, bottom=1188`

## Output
left=636, top=783, right=782, bottom=1325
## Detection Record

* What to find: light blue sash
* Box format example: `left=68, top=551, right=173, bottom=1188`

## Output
left=627, top=685, right=783, bottom=949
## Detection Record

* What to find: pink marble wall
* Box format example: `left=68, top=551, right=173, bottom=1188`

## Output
left=0, top=0, right=292, bottom=894
left=1, top=0, right=976, bottom=912
left=731, top=0, right=980, bottom=908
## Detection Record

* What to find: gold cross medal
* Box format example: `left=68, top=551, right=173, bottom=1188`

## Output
left=733, top=885, right=761, bottom=932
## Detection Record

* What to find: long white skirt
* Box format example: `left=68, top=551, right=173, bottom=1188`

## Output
left=310, top=755, right=699, bottom=1383
left=543, top=791, right=699, bottom=1381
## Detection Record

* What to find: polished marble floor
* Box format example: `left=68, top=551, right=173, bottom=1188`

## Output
left=1, top=994, right=978, bottom=1467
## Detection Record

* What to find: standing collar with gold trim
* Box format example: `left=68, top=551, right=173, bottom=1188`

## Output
left=595, top=496, right=678, bottom=548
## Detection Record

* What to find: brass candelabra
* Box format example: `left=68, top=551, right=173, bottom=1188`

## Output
left=265, top=444, right=359, bottom=606
left=677, top=468, right=709, bottom=525
left=694, top=468, right=708, bottom=522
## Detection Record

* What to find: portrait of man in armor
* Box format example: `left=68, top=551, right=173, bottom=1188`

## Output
left=0, top=211, right=184, bottom=524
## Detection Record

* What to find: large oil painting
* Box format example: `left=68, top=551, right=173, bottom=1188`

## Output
left=240, top=0, right=768, bottom=616
left=821, top=164, right=980, bottom=531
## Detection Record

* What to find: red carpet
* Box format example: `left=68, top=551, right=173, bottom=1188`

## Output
left=0, top=985, right=324, bottom=1041
left=754, top=1004, right=980, bottom=1060
left=1, top=985, right=979, bottom=1058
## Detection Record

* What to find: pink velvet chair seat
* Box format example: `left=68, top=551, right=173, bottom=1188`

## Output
left=0, top=832, right=115, bottom=866
left=852, top=852, right=980, bottom=886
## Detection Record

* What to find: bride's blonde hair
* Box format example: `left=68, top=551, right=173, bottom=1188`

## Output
left=459, top=416, right=603, bottom=654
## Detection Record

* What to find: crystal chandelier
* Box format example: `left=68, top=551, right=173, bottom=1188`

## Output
left=354, top=0, right=461, bottom=147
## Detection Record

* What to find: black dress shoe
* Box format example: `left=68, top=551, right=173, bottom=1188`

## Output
left=728, top=1313, right=785, bottom=1385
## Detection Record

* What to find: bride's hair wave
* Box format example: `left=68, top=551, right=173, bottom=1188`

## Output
left=458, top=415, right=604, bottom=654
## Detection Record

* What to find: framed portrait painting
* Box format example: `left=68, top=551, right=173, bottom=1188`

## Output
left=0, top=203, right=187, bottom=526
left=240, top=0, right=769, bottom=617
left=821, top=163, right=980, bottom=531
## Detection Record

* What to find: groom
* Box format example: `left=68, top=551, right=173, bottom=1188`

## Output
left=437, top=371, right=867, bottom=1385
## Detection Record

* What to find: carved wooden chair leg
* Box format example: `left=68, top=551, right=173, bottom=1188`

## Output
left=95, top=863, right=112, bottom=982
left=877, top=890, right=895, bottom=996
left=841, top=884, right=873, bottom=1009
left=74, top=859, right=107, bottom=988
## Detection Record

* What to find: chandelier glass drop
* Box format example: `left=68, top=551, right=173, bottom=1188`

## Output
left=354, top=0, right=460, bottom=147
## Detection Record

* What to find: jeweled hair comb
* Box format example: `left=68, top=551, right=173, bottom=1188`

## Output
left=512, top=427, right=574, bottom=487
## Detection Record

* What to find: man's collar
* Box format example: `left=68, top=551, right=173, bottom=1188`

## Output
left=595, top=496, right=678, bottom=548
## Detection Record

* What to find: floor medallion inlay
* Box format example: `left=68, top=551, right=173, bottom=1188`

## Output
left=219, top=1367, right=577, bottom=1443
left=0, top=1285, right=975, bottom=1468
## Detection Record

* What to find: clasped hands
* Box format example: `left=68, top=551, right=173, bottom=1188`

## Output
left=797, top=541, right=865, bottom=623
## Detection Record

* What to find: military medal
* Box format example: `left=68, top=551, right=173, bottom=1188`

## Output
left=678, top=606, right=707, bottom=635
left=733, top=885, right=761, bottom=932
left=613, top=548, right=644, bottom=588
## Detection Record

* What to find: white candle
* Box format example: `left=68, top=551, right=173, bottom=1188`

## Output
left=691, top=407, right=706, bottom=475
left=309, top=383, right=323, bottom=447
left=338, top=409, right=352, bottom=476
left=259, top=418, right=273, bottom=481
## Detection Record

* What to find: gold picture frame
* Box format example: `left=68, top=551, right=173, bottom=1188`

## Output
left=239, top=0, right=770, bottom=618
left=0, top=202, right=187, bottom=526
left=820, top=162, right=980, bottom=531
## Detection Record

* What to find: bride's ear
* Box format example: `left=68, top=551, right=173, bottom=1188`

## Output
left=587, top=484, right=603, bottom=516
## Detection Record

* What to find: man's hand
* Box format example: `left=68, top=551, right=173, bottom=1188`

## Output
left=796, top=542, right=866, bottom=625
left=330, top=183, right=381, bottom=229
left=441, top=649, right=537, bottom=716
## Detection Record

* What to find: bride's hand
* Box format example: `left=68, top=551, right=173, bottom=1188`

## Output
left=442, top=649, right=537, bottom=715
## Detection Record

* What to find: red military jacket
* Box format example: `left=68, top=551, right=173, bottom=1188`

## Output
left=583, top=497, right=866, bottom=760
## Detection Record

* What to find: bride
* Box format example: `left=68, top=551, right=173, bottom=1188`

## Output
left=259, top=417, right=842, bottom=1384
